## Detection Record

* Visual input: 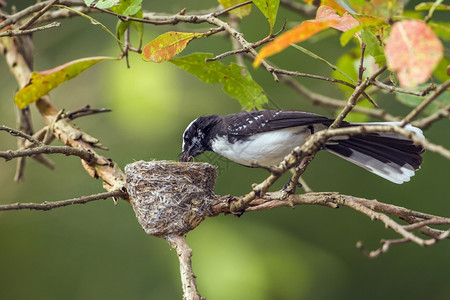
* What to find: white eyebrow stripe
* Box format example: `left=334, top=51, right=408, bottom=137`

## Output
left=182, top=118, right=199, bottom=150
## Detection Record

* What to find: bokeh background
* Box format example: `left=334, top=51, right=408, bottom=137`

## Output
left=1, top=1, right=449, bottom=299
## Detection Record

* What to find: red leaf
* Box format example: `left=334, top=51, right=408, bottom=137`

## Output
left=385, top=20, right=444, bottom=88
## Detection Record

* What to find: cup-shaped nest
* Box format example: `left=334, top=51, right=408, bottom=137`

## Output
left=125, top=160, right=217, bottom=237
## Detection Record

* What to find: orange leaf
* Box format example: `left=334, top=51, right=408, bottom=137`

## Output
left=141, top=31, right=201, bottom=63
left=385, top=20, right=443, bottom=88
left=253, top=19, right=338, bottom=67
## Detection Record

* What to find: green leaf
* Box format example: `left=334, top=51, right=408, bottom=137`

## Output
left=111, top=0, right=144, bottom=42
left=92, top=0, right=117, bottom=9
left=253, top=0, right=280, bottom=33
left=339, top=17, right=385, bottom=46
left=415, top=1, right=450, bottom=11
left=335, top=0, right=359, bottom=14
left=433, top=57, right=450, bottom=82
left=395, top=84, right=449, bottom=115
left=218, top=0, right=252, bottom=18
left=170, top=53, right=268, bottom=110
left=361, top=29, right=386, bottom=66
left=14, top=57, right=116, bottom=109
left=142, top=32, right=202, bottom=63
left=83, top=0, right=95, bottom=6
left=428, top=21, right=450, bottom=40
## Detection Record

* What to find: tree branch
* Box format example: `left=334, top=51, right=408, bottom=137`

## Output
left=0, top=145, right=95, bottom=161
left=0, top=190, right=126, bottom=211
left=165, top=235, right=203, bottom=300
left=401, top=80, right=450, bottom=125
left=211, top=191, right=450, bottom=258
left=0, top=22, right=60, bottom=37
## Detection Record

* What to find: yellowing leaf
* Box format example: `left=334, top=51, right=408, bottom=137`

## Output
left=218, top=0, right=252, bottom=18
left=253, top=0, right=280, bottom=33
left=385, top=20, right=443, bottom=88
left=253, top=19, right=338, bottom=67
left=170, top=53, right=268, bottom=110
left=14, top=56, right=115, bottom=109
left=302, top=0, right=346, bottom=14
left=141, top=31, right=202, bottom=63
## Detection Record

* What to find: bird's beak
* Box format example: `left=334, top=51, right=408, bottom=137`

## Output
left=180, top=151, right=192, bottom=162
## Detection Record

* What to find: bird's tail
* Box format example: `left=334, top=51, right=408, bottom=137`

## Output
left=325, top=123, right=425, bottom=184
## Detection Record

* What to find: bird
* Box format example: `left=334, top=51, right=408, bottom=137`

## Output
left=180, top=110, right=425, bottom=184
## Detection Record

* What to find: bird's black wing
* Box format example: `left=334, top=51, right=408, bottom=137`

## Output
left=222, top=110, right=333, bottom=136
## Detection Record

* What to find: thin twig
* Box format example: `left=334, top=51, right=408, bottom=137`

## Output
left=213, top=0, right=252, bottom=17
left=371, top=80, right=437, bottom=97
left=357, top=42, right=366, bottom=85
left=280, top=76, right=399, bottom=122
left=0, top=190, right=126, bottom=211
left=401, top=80, right=450, bottom=125
left=0, top=22, right=61, bottom=37
left=0, top=145, right=95, bottom=162
left=19, top=0, right=59, bottom=30
left=413, top=104, right=450, bottom=129
left=0, top=125, right=41, bottom=145
left=0, top=0, right=84, bottom=30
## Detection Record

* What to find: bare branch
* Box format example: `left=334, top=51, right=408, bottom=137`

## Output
left=0, top=145, right=95, bottom=161
left=371, top=80, right=437, bottom=97
left=0, top=0, right=84, bottom=30
left=330, top=66, right=387, bottom=129
left=330, top=77, right=371, bottom=129
left=280, top=76, right=399, bottom=122
left=213, top=0, right=252, bottom=17
left=0, top=190, right=126, bottom=211
left=211, top=191, right=450, bottom=257
left=0, top=22, right=60, bottom=37
left=19, top=0, right=60, bottom=30
left=402, top=80, right=450, bottom=125
left=413, top=104, right=450, bottom=129
left=0, top=125, right=41, bottom=145
left=165, top=235, right=203, bottom=300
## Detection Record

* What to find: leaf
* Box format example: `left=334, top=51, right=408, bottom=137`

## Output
left=339, top=16, right=385, bottom=46
left=14, top=57, right=116, bottom=109
left=141, top=32, right=202, bottom=63
left=83, top=0, right=95, bottom=6
left=385, top=20, right=444, bottom=88
left=395, top=84, right=449, bottom=115
left=218, top=0, right=252, bottom=18
left=316, top=5, right=360, bottom=33
left=302, top=0, right=346, bottom=14
left=361, top=29, right=386, bottom=66
left=428, top=21, right=450, bottom=40
left=433, top=57, right=450, bottom=82
left=170, top=53, right=268, bottom=110
left=253, top=0, right=280, bottom=33
left=415, top=2, right=450, bottom=11
left=92, top=0, right=117, bottom=9
left=253, top=19, right=338, bottom=67
left=111, top=0, right=144, bottom=42
left=334, top=0, right=359, bottom=14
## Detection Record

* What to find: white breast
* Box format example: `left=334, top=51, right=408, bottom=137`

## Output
left=211, top=126, right=316, bottom=167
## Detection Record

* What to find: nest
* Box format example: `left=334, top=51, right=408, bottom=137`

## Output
left=125, top=160, right=217, bottom=237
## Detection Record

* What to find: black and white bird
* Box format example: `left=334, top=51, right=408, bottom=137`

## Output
left=180, top=110, right=425, bottom=184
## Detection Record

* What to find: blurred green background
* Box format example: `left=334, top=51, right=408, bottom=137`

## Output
left=1, top=1, right=449, bottom=299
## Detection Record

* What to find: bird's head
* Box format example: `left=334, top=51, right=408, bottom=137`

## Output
left=181, top=115, right=219, bottom=162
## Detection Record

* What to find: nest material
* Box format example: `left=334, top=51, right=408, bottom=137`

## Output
left=125, top=160, right=217, bottom=237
